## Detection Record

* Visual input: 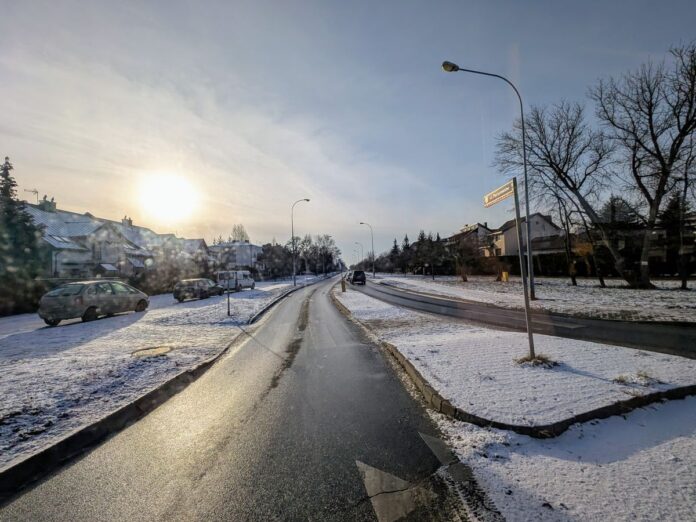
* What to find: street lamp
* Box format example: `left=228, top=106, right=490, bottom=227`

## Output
left=359, top=221, right=375, bottom=279
left=291, top=198, right=310, bottom=286
left=442, top=60, right=536, bottom=299
left=354, top=242, right=364, bottom=265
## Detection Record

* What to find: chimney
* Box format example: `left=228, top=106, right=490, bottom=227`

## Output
left=38, top=195, right=57, bottom=212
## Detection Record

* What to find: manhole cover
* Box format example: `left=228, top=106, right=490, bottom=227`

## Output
left=132, top=346, right=171, bottom=358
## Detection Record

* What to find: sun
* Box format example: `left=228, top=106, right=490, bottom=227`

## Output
left=138, top=172, right=199, bottom=225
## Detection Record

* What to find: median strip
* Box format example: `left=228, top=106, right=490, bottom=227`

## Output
left=332, top=284, right=696, bottom=438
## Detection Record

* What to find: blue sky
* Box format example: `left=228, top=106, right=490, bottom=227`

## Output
left=2, top=0, right=695, bottom=260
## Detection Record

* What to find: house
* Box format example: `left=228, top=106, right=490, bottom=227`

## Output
left=445, top=223, right=492, bottom=254
left=209, top=240, right=263, bottom=271
left=483, top=213, right=563, bottom=257
left=25, top=201, right=153, bottom=278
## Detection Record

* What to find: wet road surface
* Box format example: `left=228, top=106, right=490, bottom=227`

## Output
left=1, top=279, right=481, bottom=521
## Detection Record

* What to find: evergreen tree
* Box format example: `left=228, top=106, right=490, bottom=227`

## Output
left=0, top=157, right=46, bottom=313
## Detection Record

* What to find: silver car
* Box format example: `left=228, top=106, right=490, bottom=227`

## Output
left=38, top=280, right=149, bottom=326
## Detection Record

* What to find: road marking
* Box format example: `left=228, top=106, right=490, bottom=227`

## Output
left=355, top=460, right=436, bottom=522
left=419, top=432, right=458, bottom=465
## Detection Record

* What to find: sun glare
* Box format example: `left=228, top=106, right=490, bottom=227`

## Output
left=138, top=173, right=199, bottom=225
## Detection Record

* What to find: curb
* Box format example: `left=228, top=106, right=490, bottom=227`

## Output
left=0, top=282, right=323, bottom=502
left=331, top=286, right=696, bottom=439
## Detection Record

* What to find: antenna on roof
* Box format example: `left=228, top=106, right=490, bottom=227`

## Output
left=24, top=189, right=39, bottom=204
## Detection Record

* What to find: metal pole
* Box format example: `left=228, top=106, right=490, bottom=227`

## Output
left=291, top=207, right=296, bottom=287
left=447, top=65, right=536, bottom=299
left=355, top=242, right=363, bottom=264
left=360, top=222, right=375, bottom=279
left=226, top=275, right=230, bottom=316
left=513, top=178, right=535, bottom=358
left=290, top=198, right=309, bottom=287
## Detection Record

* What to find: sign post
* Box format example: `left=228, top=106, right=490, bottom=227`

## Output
left=484, top=178, right=535, bottom=358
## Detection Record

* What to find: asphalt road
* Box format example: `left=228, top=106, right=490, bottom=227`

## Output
left=0, top=279, right=479, bottom=521
left=357, top=281, right=696, bottom=359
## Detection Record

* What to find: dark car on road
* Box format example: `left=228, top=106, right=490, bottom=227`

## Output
left=350, top=270, right=366, bottom=285
left=38, top=281, right=149, bottom=326
left=174, top=278, right=224, bottom=302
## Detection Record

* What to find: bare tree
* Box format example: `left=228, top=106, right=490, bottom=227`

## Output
left=230, top=224, right=250, bottom=242
left=589, top=43, right=696, bottom=288
left=495, top=101, right=627, bottom=282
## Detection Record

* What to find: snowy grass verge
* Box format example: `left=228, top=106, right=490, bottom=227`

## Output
left=334, top=287, right=696, bottom=429
left=0, top=286, right=289, bottom=468
left=434, top=397, right=696, bottom=521
left=376, top=274, right=696, bottom=322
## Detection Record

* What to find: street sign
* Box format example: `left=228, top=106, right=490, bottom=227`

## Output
left=483, top=180, right=514, bottom=208
left=483, top=177, right=536, bottom=358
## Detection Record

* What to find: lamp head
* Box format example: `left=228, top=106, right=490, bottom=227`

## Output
left=441, top=61, right=460, bottom=72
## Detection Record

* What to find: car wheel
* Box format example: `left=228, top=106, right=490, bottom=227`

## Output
left=177, top=297, right=184, bottom=303
left=82, top=307, right=98, bottom=322
left=135, top=300, right=148, bottom=312
left=44, top=318, right=61, bottom=327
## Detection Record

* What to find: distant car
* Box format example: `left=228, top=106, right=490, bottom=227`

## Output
left=38, top=281, right=149, bottom=326
left=216, top=270, right=255, bottom=291
left=174, top=278, right=224, bottom=302
left=350, top=270, right=366, bottom=285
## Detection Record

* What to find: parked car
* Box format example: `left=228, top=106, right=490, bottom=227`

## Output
left=38, top=281, right=149, bottom=326
left=174, top=278, right=224, bottom=302
left=216, top=270, right=256, bottom=291
left=350, top=270, right=366, bottom=285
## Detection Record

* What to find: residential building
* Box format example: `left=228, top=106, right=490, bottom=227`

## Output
left=209, top=240, right=263, bottom=270
left=483, top=213, right=562, bottom=257
left=25, top=201, right=152, bottom=278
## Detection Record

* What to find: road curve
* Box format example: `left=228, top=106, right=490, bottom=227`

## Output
left=356, top=280, right=696, bottom=359
left=0, top=278, right=476, bottom=521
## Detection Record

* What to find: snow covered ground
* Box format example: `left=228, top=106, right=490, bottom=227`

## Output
left=334, top=287, right=696, bottom=426
left=0, top=280, right=303, bottom=468
left=375, top=274, right=696, bottom=322
left=334, top=286, right=696, bottom=519
left=435, top=400, right=696, bottom=521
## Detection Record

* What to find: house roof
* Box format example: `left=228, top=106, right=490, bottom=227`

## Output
left=25, top=205, right=152, bottom=256
left=497, top=213, right=560, bottom=233
left=180, top=238, right=208, bottom=254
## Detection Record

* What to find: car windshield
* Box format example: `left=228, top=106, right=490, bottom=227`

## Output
left=1, top=3, right=695, bottom=521
left=44, top=284, right=84, bottom=297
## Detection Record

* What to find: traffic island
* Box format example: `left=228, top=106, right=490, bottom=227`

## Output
left=331, top=285, right=696, bottom=438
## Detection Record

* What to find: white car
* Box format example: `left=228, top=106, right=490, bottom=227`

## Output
left=216, top=270, right=256, bottom=291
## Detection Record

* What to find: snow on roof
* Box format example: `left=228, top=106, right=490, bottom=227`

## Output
left=25, top=205, right=104, bottom=238
left=127, top=257, right=145, bottom=268
left=496, top=213, right=561, bottom=232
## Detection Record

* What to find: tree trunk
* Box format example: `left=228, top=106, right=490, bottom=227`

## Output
left=679, top=256, right=689, bottom=290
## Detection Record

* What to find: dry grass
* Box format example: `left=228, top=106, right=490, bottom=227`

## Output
left=514, top=353, right=558, bottom=368
left=613, top=370, right=663, bottom=387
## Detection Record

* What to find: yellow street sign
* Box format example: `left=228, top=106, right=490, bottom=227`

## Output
left=483, top=179, right=514, bottom=208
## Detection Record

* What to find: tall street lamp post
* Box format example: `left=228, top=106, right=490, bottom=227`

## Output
left=354, top=242, right=364, bottom=265
left=291, top=198, right=310, bottom=286
left=442, top=60, right=536, bottom=299
left=359, top=221, right=375, bottom=279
